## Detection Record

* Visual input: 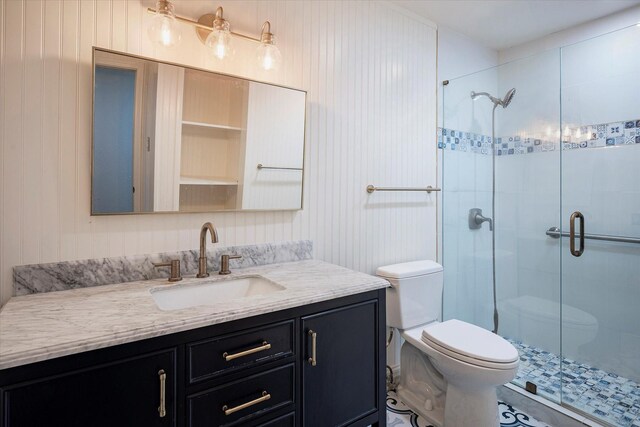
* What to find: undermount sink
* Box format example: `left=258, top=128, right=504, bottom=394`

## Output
left=150, top=275, right=285, bottom=311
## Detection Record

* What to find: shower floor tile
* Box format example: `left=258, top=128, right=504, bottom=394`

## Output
left=508, top=338, right=640, bottom=426
left=387, top=390, right=552, bottom=426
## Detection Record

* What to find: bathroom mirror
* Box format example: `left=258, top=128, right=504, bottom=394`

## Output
left=91, top=48, right=306, bottom=215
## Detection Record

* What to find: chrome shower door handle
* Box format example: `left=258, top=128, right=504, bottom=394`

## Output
left=569, top=211, right=585, bottom=257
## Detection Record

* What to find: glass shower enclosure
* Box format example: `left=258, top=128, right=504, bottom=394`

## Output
left=441, top=24, right=640, bottom=426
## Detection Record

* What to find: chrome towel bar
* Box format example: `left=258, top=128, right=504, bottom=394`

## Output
left=366, top=185, right=441, bottom=194
left=257, top=164, right=302, bottom=171
left=546, top=227, right=640, bottom=245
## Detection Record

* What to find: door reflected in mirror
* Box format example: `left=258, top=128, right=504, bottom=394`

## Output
left=92, top=48, right=306, bottom=215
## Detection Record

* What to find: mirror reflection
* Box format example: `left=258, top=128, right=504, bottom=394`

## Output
left=92, top=48, right=306, bottom=215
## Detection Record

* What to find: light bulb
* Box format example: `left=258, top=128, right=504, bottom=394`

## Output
left=205, top=27, right=234, bottom=60
left=257, top=22, right=282, bottom=71
left=257, top=43, right=282, bottom=71
left=148, top=1, right=181, bottom=47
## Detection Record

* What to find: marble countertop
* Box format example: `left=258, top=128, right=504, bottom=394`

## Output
left=0, top=260, right=389, bottom=370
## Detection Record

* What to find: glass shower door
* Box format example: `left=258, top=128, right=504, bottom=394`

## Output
left=560, top=24, right=640, bottom=425
left=442, top=49, right=563, bottom=403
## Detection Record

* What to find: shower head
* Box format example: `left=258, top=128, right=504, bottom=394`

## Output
left=502, top=88, right=516, bottom=107
left=470, top=88, right=516, bottom=108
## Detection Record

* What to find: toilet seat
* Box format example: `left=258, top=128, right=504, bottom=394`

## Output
left=420, top=320, right=519, bottom=370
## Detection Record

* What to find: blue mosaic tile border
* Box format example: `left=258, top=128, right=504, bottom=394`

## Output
left=438, top=118, right=640, bottom=156
left=562, top=120, right=640, bottom=150
left=437, top=128, right=495, bottom=154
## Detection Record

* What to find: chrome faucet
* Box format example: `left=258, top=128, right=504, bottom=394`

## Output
left=197, top=222, right=219, bottom=278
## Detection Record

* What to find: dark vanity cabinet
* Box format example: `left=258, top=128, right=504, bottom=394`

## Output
left=0, top=289, right=386, bottom=427
left=1, top=350, right=177, bottom=427
left=302, top=301, right=379, bottom=426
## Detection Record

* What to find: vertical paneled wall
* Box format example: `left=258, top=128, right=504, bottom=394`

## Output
left=0, top=0, right=438, bottom=305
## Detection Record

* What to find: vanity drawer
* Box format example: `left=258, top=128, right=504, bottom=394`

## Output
left=187, top=320, right=294, bottom=383
left=252, top=412, right=296, bottom=427
left=187, top=363, right=294, bottom=427
left=254, top=412, right=295, bottom=427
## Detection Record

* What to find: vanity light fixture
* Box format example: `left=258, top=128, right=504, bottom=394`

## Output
left=147, top=3, right=282, bottom=71
left=203, top=7, right=234, bottom=60
left=256, top=22, right=282, bottom=71
left=147, top=0, right=182, bottom=47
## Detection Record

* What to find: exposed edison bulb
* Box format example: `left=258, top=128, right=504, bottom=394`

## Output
left=148, top=0, right=181, bottom=47
left=256, top=43, right=282, bottom=71
left=205, top=27, right=234, bottom=60
left=256, top=23, right=282, bottom=71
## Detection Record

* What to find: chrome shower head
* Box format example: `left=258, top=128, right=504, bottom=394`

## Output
left=502, top=88, right=516, bottom=108
left=470, top=88, right=516, bottom=108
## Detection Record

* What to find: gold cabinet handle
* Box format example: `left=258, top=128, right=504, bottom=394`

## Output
left=222, top=391, right=271, bottom=416
left=158, top=369, right=167, bottom=418
left=223, top=341, right=271, bottom=361
left=569, top=211, right=585, bottom=257
left=308, top=330, right=317, bottom=366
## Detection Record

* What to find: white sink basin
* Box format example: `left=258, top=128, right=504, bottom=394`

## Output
left=150, top=276, right=285, bottom=311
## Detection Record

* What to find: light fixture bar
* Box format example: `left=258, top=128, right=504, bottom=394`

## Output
left=146, top=7, right=261, bottom=43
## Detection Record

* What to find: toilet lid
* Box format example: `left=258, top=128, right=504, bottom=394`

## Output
left=376, top=260, right=442, bottom=279
left=421, top=319, right=519, bottom=364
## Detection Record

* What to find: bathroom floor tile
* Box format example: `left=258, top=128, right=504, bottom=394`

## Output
left=386, top=391, right=552, bottom=427
left=508, top=338, right=640, bottom=427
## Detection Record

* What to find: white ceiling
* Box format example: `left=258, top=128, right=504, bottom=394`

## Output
left=392, top=0, right=640, bottom=50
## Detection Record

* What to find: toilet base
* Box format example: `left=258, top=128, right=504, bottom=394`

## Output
left=397, top=382, right=500, bottom=427
left=444, top=382, right=499, bottom=427
left=396, top=386, right=444, bottom=427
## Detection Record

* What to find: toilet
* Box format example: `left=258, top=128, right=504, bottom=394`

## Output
left=378, top=260, right=519, bottom=427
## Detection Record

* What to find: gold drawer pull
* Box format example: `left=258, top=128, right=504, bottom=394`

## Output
left=223, top=341, right=271, bottom=361
left=158, top=369, right=167, bottom=418
left=308, top=330, right=317, bottom=366
left=222, top=391, right=271, bottom=416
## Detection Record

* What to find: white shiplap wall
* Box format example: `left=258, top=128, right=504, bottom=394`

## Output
left=0, top=0, right=438, bottom=306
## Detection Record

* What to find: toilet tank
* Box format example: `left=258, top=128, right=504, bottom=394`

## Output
left=377, top=261, right=443, bottom=330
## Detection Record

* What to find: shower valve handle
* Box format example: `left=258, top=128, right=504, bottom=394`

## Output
left=469, top=208, right=493, bottom=231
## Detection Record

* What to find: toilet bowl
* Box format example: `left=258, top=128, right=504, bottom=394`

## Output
left=379, top=261, right=519, bottom=427
left=400, top=321, right=519, bottom=426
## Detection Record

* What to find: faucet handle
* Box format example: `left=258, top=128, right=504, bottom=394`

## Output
left=153, top=259, right=182, bottom=282
left=219, top=254, right=242, bottom=275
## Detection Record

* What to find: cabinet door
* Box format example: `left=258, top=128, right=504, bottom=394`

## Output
left=301, top=300, right=379, bottom=427
left=2, top=349, right=176, bottom=427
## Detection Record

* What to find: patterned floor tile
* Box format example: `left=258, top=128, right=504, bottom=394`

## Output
left=387, top=391, right=551, bottom=427
left=508, top=338, right=640, bottom=427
